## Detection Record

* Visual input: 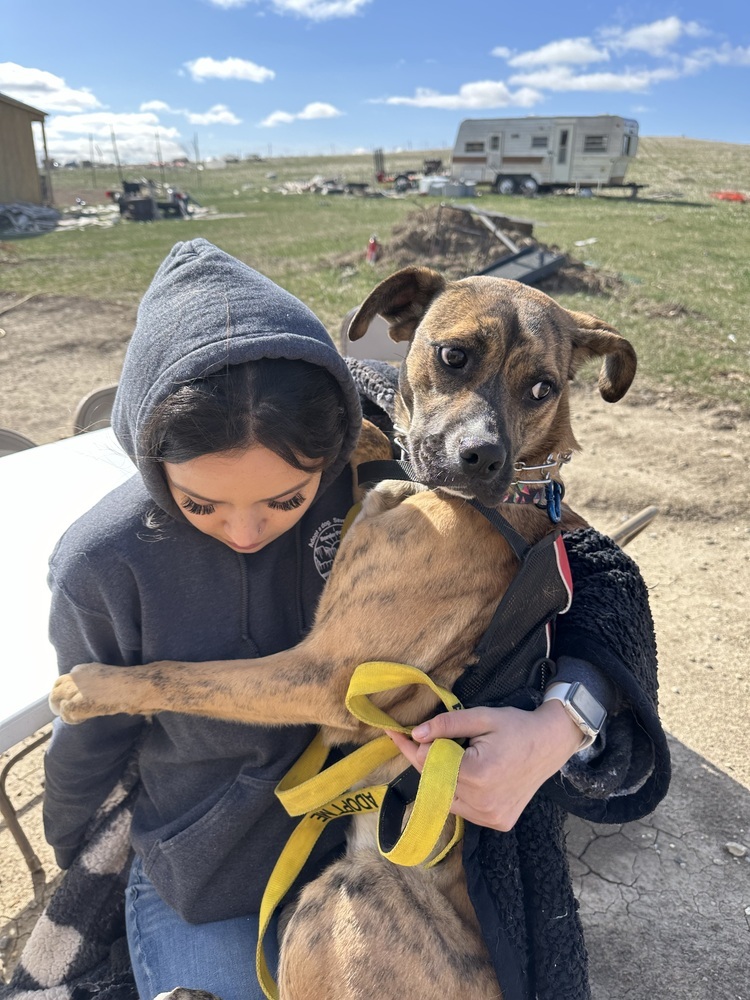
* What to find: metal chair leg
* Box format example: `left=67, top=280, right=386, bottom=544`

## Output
left=0, top=730, right=51, bottom=878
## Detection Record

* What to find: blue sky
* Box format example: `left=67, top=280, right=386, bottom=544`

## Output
left=2, top=0, right=749, bottom=164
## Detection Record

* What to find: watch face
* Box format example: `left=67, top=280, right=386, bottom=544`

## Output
left=570, top=684, right=607, bottom=732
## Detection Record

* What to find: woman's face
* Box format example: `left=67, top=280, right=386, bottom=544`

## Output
left=163, top=445, right=323, bottom=553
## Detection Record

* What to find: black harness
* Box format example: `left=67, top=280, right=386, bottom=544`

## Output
left=357, top=459, right=573, bottom=855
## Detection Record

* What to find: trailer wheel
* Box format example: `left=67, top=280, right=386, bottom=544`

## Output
left=495, top=176, right=516, bottom=196
left=393, top=174, right=412, bottom=193
left=518, top=176, right=538, bottom=196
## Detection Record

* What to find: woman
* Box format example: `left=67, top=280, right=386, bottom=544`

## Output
left=43, top=239, right=668, bottom=1000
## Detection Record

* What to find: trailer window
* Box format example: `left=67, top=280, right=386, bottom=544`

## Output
left=622, top=134, right=633, bottom=156
left=584, top=135, right=608, bottom=153
left=465, top=141, right=485, bottom=153
left=531, top=136, right=549, bottom=148
left=489, top=135, right=500, bottom=151
left=557, top=129, right=569, bottom=164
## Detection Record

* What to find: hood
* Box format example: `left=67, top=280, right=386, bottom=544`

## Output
left=112, top=238, right=361, bottom=519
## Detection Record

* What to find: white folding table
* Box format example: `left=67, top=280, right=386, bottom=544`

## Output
left=0, top=428, right=135, bottom=874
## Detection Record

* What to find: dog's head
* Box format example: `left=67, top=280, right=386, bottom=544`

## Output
left=348, top=266, right=636, bottom=507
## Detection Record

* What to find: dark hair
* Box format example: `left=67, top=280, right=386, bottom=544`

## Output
left=143, top=358, right=349, bottom=472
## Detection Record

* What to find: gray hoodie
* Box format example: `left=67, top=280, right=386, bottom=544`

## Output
left=43, top=239, right=362, bottom=922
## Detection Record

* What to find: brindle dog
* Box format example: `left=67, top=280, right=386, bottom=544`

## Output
left=50, top=266, right=636, bottom=1000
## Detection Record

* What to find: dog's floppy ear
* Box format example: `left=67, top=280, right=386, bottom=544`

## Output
left=348, top=266, right=446, bottom=343
left=567, top=310, right=637, bottom=403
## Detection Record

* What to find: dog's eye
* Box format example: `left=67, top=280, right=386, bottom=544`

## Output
left=439, top=346, right=468, bottom=369
left=531, top=381, right=552, bottom=400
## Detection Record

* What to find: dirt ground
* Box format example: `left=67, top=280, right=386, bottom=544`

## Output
left=0, top=289, right=748, bottom=980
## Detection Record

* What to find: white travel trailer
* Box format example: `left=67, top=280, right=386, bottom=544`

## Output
left=451, top=115, right=639, bottom=194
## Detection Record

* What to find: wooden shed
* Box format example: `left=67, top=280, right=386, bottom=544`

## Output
left=0, top=92, right=54, bottom=205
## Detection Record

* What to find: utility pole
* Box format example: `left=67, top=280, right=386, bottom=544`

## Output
left=89, top=134, right=97, bottom=188
left=193, top=133, right=201, bottom=191
left=155, top=130, right=166, bottom=187
left=110, top=126, right=124, bottom=186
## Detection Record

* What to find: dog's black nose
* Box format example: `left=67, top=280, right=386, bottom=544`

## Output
left=458, top=439, right=506, bottom=479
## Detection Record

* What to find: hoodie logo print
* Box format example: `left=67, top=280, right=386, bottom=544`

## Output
left=309, top=518, right=344, bottom=580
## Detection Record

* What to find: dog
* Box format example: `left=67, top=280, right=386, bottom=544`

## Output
left=51, top=266, right=636, bottom=1000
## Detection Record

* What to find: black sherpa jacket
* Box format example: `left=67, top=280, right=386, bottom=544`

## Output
left=459, top=530, right=670, bottom=1000
left=347, top=357, right=670, bottom=1000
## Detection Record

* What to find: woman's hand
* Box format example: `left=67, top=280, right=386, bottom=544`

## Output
left=386, top=701, right=584, bottom=832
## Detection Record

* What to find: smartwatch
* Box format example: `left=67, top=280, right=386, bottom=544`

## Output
left=542, top=681, right=607, bottom=750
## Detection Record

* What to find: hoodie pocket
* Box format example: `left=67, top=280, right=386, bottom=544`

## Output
left=142, top=770, right=288, bottom=921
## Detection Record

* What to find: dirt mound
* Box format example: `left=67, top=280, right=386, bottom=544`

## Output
left=336, top=204, right=623, bottom=295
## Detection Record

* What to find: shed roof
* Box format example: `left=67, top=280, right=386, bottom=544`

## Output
left=0, top=91, right=47, bottom=121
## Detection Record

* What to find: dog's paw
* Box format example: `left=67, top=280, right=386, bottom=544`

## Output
left=50, top=672, right=95, bottom=724
left=363, top=479, right=427, bottom=514
left=49, top=663, right=124, bottom=724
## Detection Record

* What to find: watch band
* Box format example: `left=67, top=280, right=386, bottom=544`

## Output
left=543, top=680, right=607, bottom=750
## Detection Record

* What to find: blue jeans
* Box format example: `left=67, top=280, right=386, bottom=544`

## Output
left=125, top=856, right=279, bottom=1000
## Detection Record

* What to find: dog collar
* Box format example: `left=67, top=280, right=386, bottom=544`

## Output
left=500, top=479, right=565, bottom=524
left=357, top=454, right=570, bottom=525
left=503, top=452, right=572, bottom=523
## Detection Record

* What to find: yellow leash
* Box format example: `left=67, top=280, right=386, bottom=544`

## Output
left=345, top=661, right=465, bottom=866
left=256, top=661, right=466, bottom=999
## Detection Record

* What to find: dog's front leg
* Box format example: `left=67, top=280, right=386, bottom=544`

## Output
left=51, top=481, right=428, bottom=731
left=50, top=641, right=356, bottom=731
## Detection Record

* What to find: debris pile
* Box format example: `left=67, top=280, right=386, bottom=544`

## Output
left=388, top=205, right=533, bottom=278
left=278, top=176, right=379, bottom=197
left=336, top=204, right=622, bottom=295
left=105, top=179, right=192, bottom=220
left=55, top=204, right=122, bottom=230
left=0, top=202, right=61, bottom=236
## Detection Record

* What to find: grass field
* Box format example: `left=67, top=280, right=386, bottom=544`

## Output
left=2, top=137, right=749, bottom=410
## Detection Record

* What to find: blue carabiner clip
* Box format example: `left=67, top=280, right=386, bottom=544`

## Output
left=545, top=481, right=563, bottom=524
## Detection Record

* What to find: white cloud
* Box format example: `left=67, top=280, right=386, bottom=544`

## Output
left=509, top=65, right=681, bottom=92
left=682, top=44, right=750, bottom=71
left=187, top=104, right=242, bottom=125
left=297, top=102, right=342, bottom=119
left=2, top=62, right=243, bottom=165
left=138, top=99, right=242, bottom=126
left=261, top=110, right=295, bottom=127
left=0, top=62, right=101, bottom=113
left=377, top=80, right=542, bottom=110
left=205, top=0, right=371, bottom=17
left=44, top=111, right=187, bottom=164
left=376, top=18, right=750, bottom=123
left=271, top=0, right=371, bottom=16
left=603, top=17, right=706, bottom=56
left=507, top=37, right=609, bottom=68
left=489, top=18, right=729, bottom=98
left=47, top=111, right=174, bottom=137
left=185, top=56, right=275, bottom=83
left=260, top=102, right=343, bottom=126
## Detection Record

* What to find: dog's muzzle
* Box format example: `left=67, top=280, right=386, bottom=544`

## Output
left=457, top=437, right=506, bottom=481
left=409, top=430, right=516, bottom=507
